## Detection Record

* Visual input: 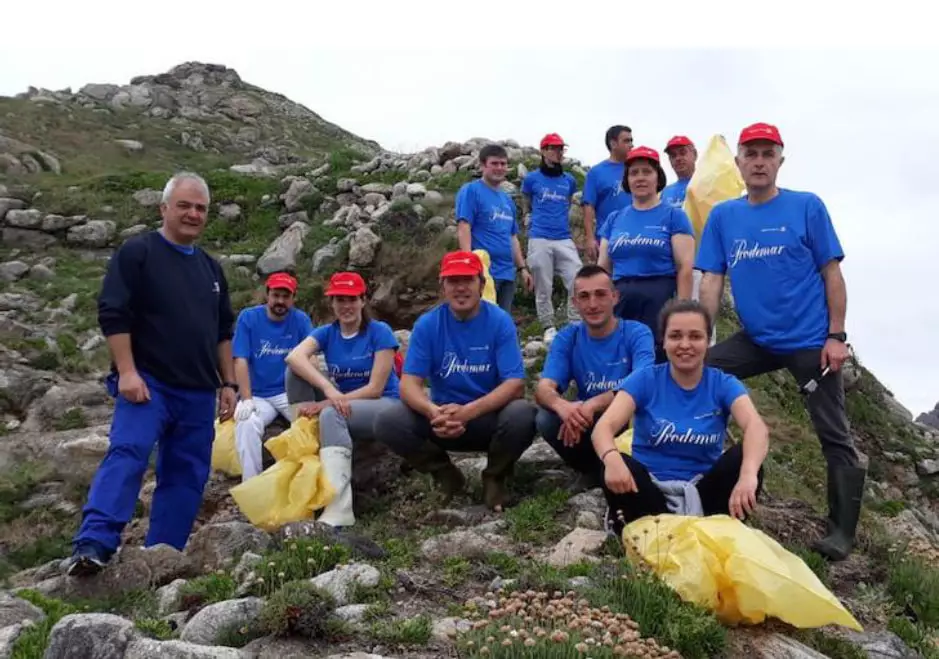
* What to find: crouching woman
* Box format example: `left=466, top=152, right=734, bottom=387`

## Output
left=591, top=299, right=769, bottom=536
left=284, top=271, right=401, bottom=529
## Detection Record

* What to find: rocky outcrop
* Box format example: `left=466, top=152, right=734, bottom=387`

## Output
left=918, top=401, right=939, bottom=431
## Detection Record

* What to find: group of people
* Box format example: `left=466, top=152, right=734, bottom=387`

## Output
left=64, top=121, right=865, bottom=581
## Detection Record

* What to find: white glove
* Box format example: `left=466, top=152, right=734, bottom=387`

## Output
left=234, top=398, right=256, bottom=421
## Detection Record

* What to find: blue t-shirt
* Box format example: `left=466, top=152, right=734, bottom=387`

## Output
left=599, top=203, right=694, bottom=279
left=403, top=302, right=525, bottom=405
left=582, top=160, right=632, bottom=239
left=310, top=320, right=400, bottom=398
left=694, top=189, right=844, bottom=353
left=233, top=306, right=314, bottom=398
left=456, top=179, right=519, bottom=282
left=541, top=320, right=655, bottom=401
left=661, top=179, right=690, bottom=209
left=624, top=363, right=748, bottom=482
left=521, top=170, right=578, bottom=240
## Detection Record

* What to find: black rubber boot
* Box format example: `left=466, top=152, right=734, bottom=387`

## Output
left=812, top=464, right=866, bottom=561
left=482, top=441, right=523, bottom=512
left=407, top=441, right=466, bottom=500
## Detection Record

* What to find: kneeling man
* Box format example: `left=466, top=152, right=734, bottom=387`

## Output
left=374, top=251, right=537, bottom=511
left=535, top=264, right=655, bottom=490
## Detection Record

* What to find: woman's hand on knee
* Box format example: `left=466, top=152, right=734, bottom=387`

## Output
left=604, top=454, right=637, bottom=494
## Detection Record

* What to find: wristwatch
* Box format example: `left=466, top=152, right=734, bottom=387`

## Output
left=827, top=332, right=847, bottom=343
left=222, top=382, right=239, bottom=392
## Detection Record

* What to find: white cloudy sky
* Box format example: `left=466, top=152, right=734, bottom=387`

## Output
left=2, top=2, right=938, bottom=415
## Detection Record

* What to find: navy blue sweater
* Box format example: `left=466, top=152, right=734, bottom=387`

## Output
left=97, top=231, right=235, bottom=390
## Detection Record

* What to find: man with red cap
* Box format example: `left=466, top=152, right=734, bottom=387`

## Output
left=231, top=271, right=313, bottom=481
left=521, top=133, right=582, bottom=344
left=696, top=122, right=861, bottom=561
left=374, top=251, right=536, bottom=512
left=661, top=135, right=697, bottom=209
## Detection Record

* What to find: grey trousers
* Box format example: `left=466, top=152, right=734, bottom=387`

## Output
left=705, top=331, right=859, bottom=469
left=527, top=237, right=582, bottom=328
left=284, top=368, right=396, bottom=448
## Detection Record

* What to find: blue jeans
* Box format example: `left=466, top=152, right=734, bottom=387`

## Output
left=613, top=275, right=677, bottom=363
left=495, top=279, right=515, bottom=314
left=73, top=371, right=216, bottom=556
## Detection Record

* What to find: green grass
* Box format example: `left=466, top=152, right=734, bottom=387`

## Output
left=368, top=614, right=433, bottom=647
left=248, top=537, right=351, bottom=598
left=504, top=488, right=570, bottom=545
left=9, top=591, right=79, bottom=659
left=179, top=573, right=237, bottom=608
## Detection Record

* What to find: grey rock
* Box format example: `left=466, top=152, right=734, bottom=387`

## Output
left=133, top=188, right=163, bottom=207
left=2, top=228, right=57, bottom=249
left=282, top=179, right=317, bottom=212
left=312, top=240, right=342, bottom=274
left=28, top=264, right=55, bottom=281
left=334, top=603, right=371, bottom=623
left=66, top=220, right=116, bottom=247
left=185, top=522, right=272, bottom=572
left=749, top=632, right=829, bottom=658
left=4, top=209, right=44, bottom=229
left=423, top=190, right=445, bottom=206
left=431, top=617, right=473, bottom=642
left=120, top=224, right=149, bottom=239
left=256, top=221, right=310, bottom=276
left=125, top=638, right=247, bottom=658
left=360, top=182, right=393, bottom=196
left=347, top=226, right=381, bottom=267
left=0, top=623, right=26, bottom=657
left=310, top=563, right=381, bottom=605
left=363, top=192, right=386, bottom=207
left=277, top=210, right=309, bottom=230
left=917, top=459, right=939, bottom=476
left=424, top=216, right=446, bottom=231
left=421, top=528, right=511, bottom=562
left=0, top=590, right=46, bottom=628
left=41, top=214, right=87, bottom=232
left=115, top=139, right=144, bottom=152
left=336, top=178, right=358, bottom=193
left=0, top=260, right=29, bottom=282
left=217, top=202, right=241, bottom=220
left=43, top=612, right=136, bottom=659
left=156, top=578, right=188, bottom=615
left=838, top=630, right=918, bottom=658
left=406, top=182, right=427, bottom=198
left=180, top=597, right=263, bottom=646
left=546, top=528, right=607, bottom=568
left=884, top=394, right=914, bottom=422
left=0, top=197, right=27, bottom=221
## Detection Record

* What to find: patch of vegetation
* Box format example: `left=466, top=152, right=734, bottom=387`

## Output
left=257, top=579, right=342, bottom=640
left=51, top=407, right=88, bottom=431
left=888, top=616, right=939, bottom=658
left=368, top=613, right=433, bottom=647
left=134, top=617, right=175, bottom=640
left=10, top=590, right=79, bottom=659
left=180, top=572, right=237, bottom=609
left=887, top=554, right=939, bottom=629
left=504, top=488, right=570, bottom=545
left=793, top=629, right=867, bottom=659
left=249, top=537, right=351, bottom=597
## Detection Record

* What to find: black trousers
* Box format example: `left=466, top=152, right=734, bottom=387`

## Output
left=705, top=330, right=858, bottom=470
left=603, top=443, right=763, bottom=537
left=613, top=275, right=676, bottom=363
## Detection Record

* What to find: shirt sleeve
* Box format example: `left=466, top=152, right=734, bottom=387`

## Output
left=521, top=172, right=534, bottom=197
left=627, top=322, right=656, bottom=372
left=495, top=312, right=525, bottom=380
left=309, top=325, right=330, bottom=352
left=300, top=312, right=315, bottom=338
left=455, top=183, right=475, bottom=226
left=582, top=169, right=598, bottom=207
left=540, top=325, right=574, bottom=389
left=669, top=207, right=694, bottom=236
left=620, top=366, right=652, bottom=408
left=215, top=261, right=235, bottom=343
left=232, top=311, right=252, bottom=359
left=598, top=210, right=615, bottom=241
left=97, top=238, right=146, bottom=336
left=718, top=371, right=749, bottom=411
left=805, top=193, right=845, bottom=269
left=372, top=321, right=399, bottom=352
left=693, top=203, right=728, bottom=273
left=402, top=315, right=433, bottom=378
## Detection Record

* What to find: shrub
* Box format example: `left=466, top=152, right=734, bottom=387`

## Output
left=249, top=538, right=351, bottom=598
left=259, top=580, right=339, bottom=639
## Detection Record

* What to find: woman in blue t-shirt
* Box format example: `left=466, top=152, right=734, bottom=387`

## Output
left=597, top=146, right=695, bottom=363
left=284, top=271, right=401, bottom=529
left=591, top=298, right=769, bottom=536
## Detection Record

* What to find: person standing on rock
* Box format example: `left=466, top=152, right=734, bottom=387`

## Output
left=231, top=271, right=313, bottom=482
left=374, top=251, right=537, bottom=512
left=695, top=122, right=862, bottom=561
left=660, top=135, right=697, bottom=208
left=581, top=125, right=634, bottom=262
left=284, top=271, right=402, bottom=529
left=598, top=146, right=696, bottom=362
left=66, top=172, right=238, bottom=577
left=456, top=144, right=533, bottom=313
left=521, top=133, right=582, bottom=345
left=535, top=265, right=655, bottom=494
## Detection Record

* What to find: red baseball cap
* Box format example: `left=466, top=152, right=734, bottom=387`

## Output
left=738, top=122, right=784, bottom=147
left=625, top=146, right=661, bottom=164
left=266, top=272, right=297, bottom=294
left=540, top=133, right=566, bottom=149
left=665, top=135, right=694, bottom=153
left=439, top=251, right=483, bottom=278
left=324, top=272, right=366, bottom=296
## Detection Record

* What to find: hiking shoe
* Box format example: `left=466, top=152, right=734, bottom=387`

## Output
left=432, top=463, right=467, bottom=500
left=65, top=545, right=109, bottom=577
left=565, top=471, right=601, bottom=494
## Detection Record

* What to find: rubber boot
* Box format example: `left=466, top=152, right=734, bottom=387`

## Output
left=812, top=464, right=866, bottom=561
left=407, top=440, right=465, bottom=499
left=317, top=447, right=355, bottom=527
left=482, top=441, right=522, bottom=512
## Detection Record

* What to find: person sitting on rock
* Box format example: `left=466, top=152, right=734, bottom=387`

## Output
left=456, top=143, right=533, bottom=313
left=66, top=172, right=238, bottom=577
left=598, top=146, right=695, bottom=364
left=696, top=122, right=862, bottom=562
left=374, top=250, right=537, bottom=512
left=591, top=299, right=770, bottom=538
left=232, top=271, right=313, bottom=482
left=535, top=264, right=655, bottom=492
left=284, top=271, right=401, bottom=529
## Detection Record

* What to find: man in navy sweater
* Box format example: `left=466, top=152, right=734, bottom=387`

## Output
left=66, top=171, right=237, bottom=577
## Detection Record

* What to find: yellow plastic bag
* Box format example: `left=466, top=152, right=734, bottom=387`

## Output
left=614, top=427, right=633, bottom=455
left=683, top=135, right=746, bottom=244
left=473, top=249, right=498, bottom=304
left=229, top=416, right=335, bottom=531
left=623, top=514, right=862, bottom=631
left=210, top=418, right=241, bottom=477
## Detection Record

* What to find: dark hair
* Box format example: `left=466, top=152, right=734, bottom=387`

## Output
left=574, top=264, right=613, bottom=282
left=330, top=293, right=371, bottom=328
left=478, top=144, right=508, bottom=165
left=605, top=125, right=632, bottom=151
left=623, top=158, right=667, bottom=194
left=658, top=298, right=713, bottom=339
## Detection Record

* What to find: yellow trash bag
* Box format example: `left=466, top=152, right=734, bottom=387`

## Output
left=210, top=418, right=241, bottom=477
left=622, top=514, right=862, bottom=631
left=473, top=249, right=498, bottom=304
left=229, top=416, right=336, bottom=532
left=614, top=427, right=633, bottom=455
left=682, top=135, right=746, bottom=244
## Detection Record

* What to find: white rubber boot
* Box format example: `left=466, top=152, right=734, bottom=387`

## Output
left=317, top=446, right=355, bottom=527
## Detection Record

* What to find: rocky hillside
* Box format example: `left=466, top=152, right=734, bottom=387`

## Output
left=1, top=62, right=939, bottom=659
